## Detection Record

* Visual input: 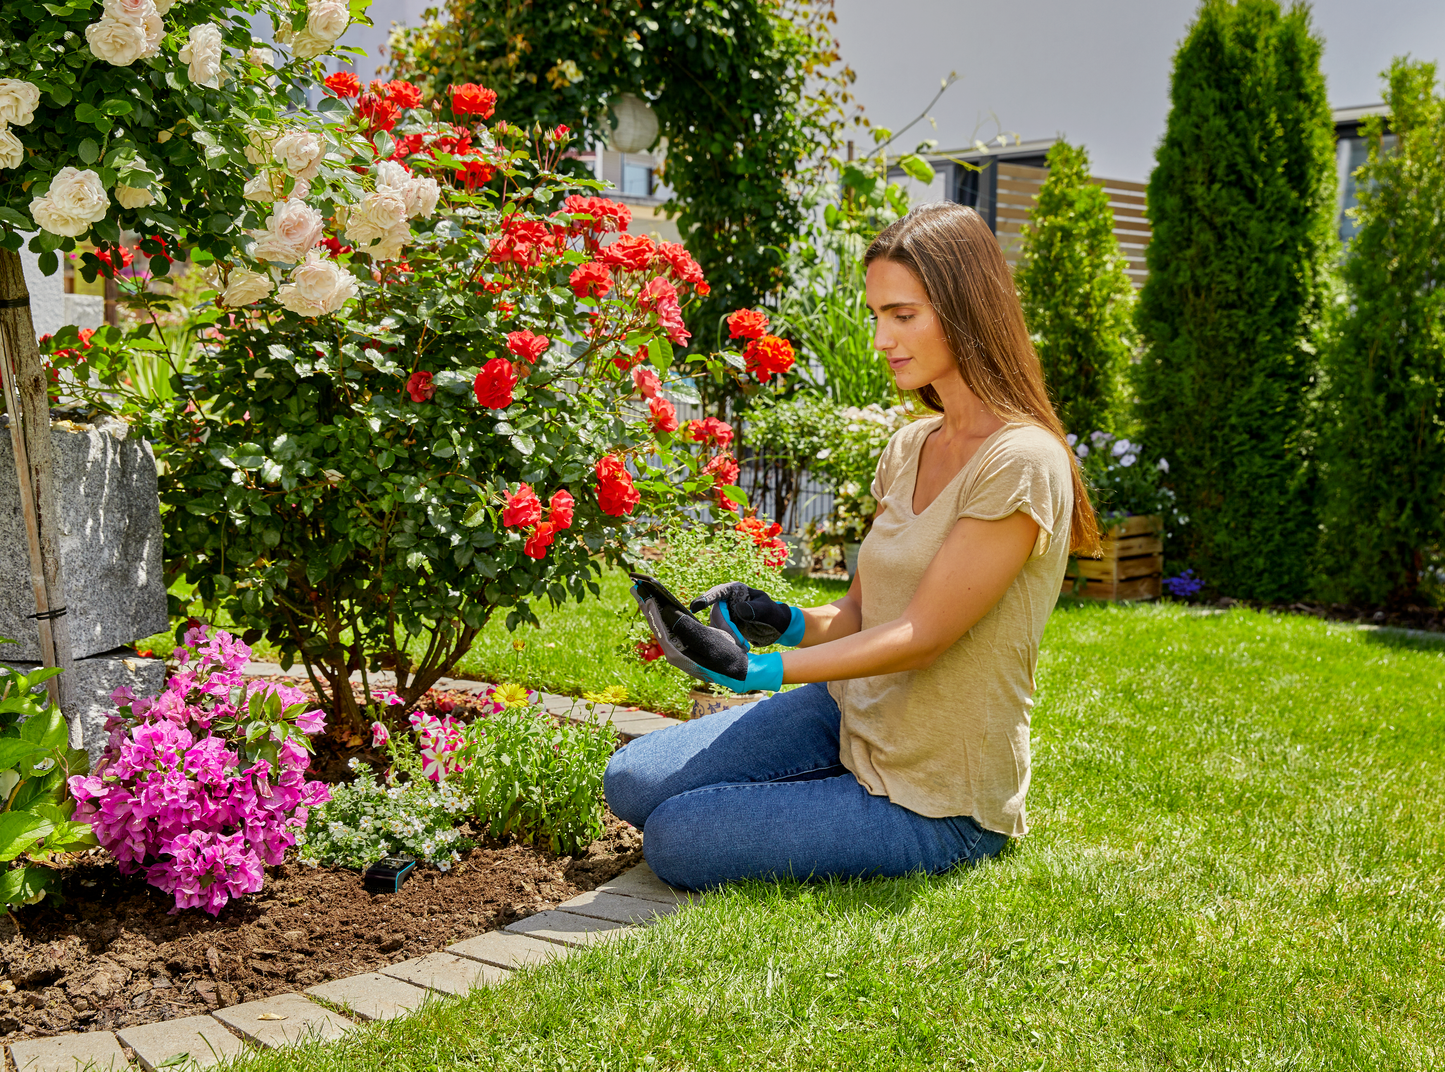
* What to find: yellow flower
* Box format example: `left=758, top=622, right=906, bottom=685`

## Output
left=511, top=639, right=526, bottom=651
left=492, top=683, right=532, bottom=708
left=582, top=685, right=628, bottom=706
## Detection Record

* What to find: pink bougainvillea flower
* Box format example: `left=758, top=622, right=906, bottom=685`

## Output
left=502, top=483, right=543, bottom=528
left=474, top=357, right=517, bottom=408
left=406, top=370, right=434, bottom=402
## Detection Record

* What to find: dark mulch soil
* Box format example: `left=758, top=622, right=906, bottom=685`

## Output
left=0, top=816, right=642, bottom=1042
left=0, top=683, right=644, bottom=1043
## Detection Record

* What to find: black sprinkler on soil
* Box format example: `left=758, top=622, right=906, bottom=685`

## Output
left=362, top=856, right=417, bottom=893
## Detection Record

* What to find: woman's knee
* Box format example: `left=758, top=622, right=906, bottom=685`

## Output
left=638, top=792, right=710, bottom=890
left=602, top=742, right=656, bottom=829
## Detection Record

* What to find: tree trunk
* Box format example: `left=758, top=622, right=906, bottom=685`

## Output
left=0, top=248, right=80, bottom=748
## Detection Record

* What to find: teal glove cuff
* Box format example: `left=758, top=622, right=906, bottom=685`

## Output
left=779, top=606, right=805, bottom=647
left=697, top=652, right=784, bottom=694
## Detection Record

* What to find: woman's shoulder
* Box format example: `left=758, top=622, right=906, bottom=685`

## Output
left=983, top=422, right=1072, bottom=471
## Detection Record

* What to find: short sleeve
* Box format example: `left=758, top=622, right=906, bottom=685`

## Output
left=870, top=426, right=908, bottom=500
left=957, top=426, right=1072, bottom=557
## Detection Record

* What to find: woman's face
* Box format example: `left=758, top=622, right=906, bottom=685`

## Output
left=865, top=257, right=959, bottom=395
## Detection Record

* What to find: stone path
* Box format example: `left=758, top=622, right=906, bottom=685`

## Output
left=241, top=661, right=687, bottom=739
left=10, top=862, right=694, bottom=1071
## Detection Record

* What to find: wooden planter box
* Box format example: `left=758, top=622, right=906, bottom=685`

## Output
left=1063, top=514, right=1163, bottom=601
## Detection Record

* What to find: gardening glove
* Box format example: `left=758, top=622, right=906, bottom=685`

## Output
left=631, top=580, right=784, bottom=694
left=689, top=582, right=805, bottom=649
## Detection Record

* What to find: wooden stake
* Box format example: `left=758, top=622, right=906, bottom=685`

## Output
left=0, top=248, right=78, bottom=748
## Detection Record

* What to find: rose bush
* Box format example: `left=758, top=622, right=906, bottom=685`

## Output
left=53, top=83, right=792, bottom=737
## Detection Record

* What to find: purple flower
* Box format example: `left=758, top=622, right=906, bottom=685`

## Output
left=1163, top=569, right=1204, bottom=598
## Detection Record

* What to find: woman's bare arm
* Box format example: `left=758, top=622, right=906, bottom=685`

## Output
left=780, top=510, right=1039, bottom=684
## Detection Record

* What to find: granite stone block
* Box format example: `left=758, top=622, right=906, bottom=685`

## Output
left=556, top=890, right=678, bottom=925
left=1, top=650, right=165, bottom=763
left=210, top=992, right=354, bottom=1048
left=0, top=416, right=167, bottom=660
left=504, top=909, right=637, bottom=947
left=380, top=952, right=506, bottom=996
left=118, top=1013, right=247, bottom=1070
left=306, top=972, right=431, bottom=1021
left=447, top=930, right=571, bottom=970
left=9, top=1030, right=127, bottom=1071
left=596, top=862, right=700, bottom=906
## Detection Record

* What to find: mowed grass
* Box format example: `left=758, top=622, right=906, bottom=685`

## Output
left=225, top=601, right=1445, bottom=1071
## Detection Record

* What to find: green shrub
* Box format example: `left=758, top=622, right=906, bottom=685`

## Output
left=457, top=703, right=616, bottom=856
left=1017, top=140, right=1135, bottom=437
left=0, top=660, right=96, bottom=908
left=1134, top=0, right=1338, bottom=601
left=1315, top=61, right=1445, bottom=605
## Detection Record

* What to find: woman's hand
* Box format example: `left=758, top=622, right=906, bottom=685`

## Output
left=690, top=582, right=805, bottom=648
left=633, top=584, right=784, bottom=693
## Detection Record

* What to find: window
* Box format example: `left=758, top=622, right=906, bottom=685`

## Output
left=622, top=158, right=654, bottom=197
left=953, top=166, right=980, bottom=208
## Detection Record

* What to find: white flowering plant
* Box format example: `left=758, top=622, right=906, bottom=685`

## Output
left=0, top=0, right=359, bottom=273
left=1068, top=430, right=1180, bottom=530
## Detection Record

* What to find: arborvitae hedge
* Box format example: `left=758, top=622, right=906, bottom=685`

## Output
left=1316, top=61, right=1445, bottom=605
left=1017, top=141, right=1135, bottom=438
left=1134, top=0, right=1337, bottom=601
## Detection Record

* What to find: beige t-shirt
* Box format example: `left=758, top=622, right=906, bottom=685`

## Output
left=828, top=418, right=1073, bottom=836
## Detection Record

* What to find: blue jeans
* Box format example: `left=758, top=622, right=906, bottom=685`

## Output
left=603, top=682, right=1009, bottom=890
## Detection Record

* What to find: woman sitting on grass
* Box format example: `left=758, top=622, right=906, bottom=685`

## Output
left=606, top=202, right=1101, bottom=890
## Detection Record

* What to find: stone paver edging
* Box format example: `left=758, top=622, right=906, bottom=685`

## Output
left=13, top=862, right=694, bottom=1071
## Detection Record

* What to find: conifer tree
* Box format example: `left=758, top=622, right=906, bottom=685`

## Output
left=1017, top=140, right=1135, bottom=437
left=1316, top=61, right=1445, bottom=605
left=1135, top=0, right=1337, bottom=600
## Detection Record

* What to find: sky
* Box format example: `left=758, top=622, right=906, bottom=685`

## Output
left=831, top=0, right=1445, bottom=181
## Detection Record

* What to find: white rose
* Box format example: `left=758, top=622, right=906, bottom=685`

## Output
left=272, top=131, right=323, bottom=180
left=250, top=197, right=324, bottom=262
left=115, top=184, right=154, bottom=209
left=178, top=23, right=225, bottom=89
left=247, top=47, right=274, bottom=68
left=152, top=0, right=177, bottom=11
left=407, top=176, right=439, bottom=219
left=376, top=162, right=440, bottom=220
left=343, top=190, right=407, bottom=245
left=243, top=172, right=281, bottom=203
left=273, top=22, right=294, bottom=46
left=0, top=127, right=22, bottom=170
left=102, top=0, right=155, bottom=22
left=290, top=28, right=334, bottom=60
left=375, top=160, right=410, bottom=190
left=29, top=167, right=109, bottom=237
left=243, top=128, right=274, bottom=166
left=0, top=80, right=41, bottom=127
left=220, top=266, right=275, bottom=307
left=305, top=0, right=350, bottom=44
left=276, top=252, right=356, bottom=316
left=365, top=221, right=411, bottom=262
left=85, top=16, right=150, bottom=66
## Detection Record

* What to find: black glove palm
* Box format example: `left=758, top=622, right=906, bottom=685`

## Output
left=630, top=574, right=749, bottom=683
left=689, top=582, right=800, bottom=647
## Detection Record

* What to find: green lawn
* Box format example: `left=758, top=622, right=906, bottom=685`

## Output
left=225, top=601, right=1445, bottom=1071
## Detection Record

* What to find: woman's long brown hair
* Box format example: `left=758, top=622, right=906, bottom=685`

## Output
left=865, top=202, right=1101, bottom=556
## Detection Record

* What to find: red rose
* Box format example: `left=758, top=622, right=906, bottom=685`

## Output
left=656, top=242, right=706, bottom=287
left=550, top=124, right=570, bottom=142
left=744, top=334, right=796, bottom=381
left=456, top=156, right=497, bottom=189
left=613, top=346, right=648, bottom=371
left=507, top=329, right=550, bottom=363
left=523, top=520, right=557, bottom=559
left=474, top=357, right=518, bottom=408
left=357, top=93, right=400, bottom=133
left=502, top=484, right=543, bottom=528
left=600, top=234, right=656, bottom=273
left=562, top=196, right=632, bottom=237
left=638, top=277, right=690, bottom=347
left=405, top=370, right=434, bottom=402
left=686, top=417, right=734, bottom=448
left=705, top=454, right=742, bottom=512
left=324, top=71, right=361, bottom=98
left=321, top=236, right=353, bottom=258
left=727, top=308, right=770, bottom=340
left=548, top=489, right=575, bottom=530
left=387, top=80, right=422, bottom=108
left=636, top=638, right=665, bottom=662
left=648, top=395, right=678, bottom=434
left=632, top=365, right=661, bottom=399
left=450, top=83, right=497, bottom=118
left=569, top=261, right=613, bottom=299
left=595, top=456, right=640, bottom=517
